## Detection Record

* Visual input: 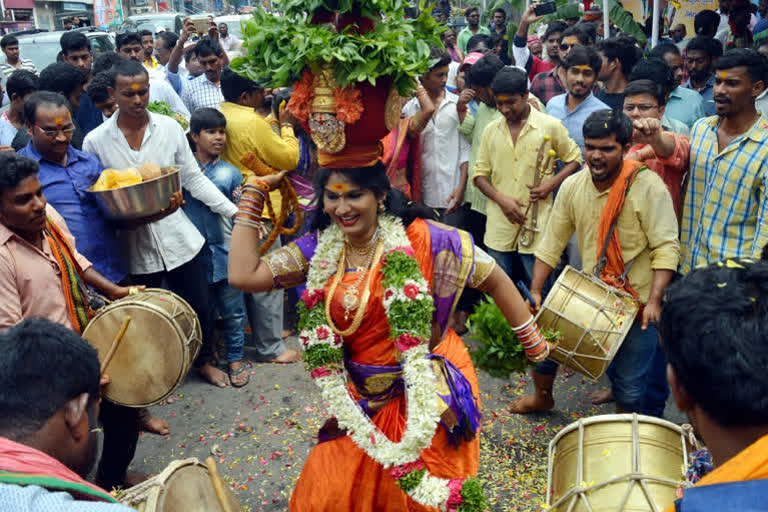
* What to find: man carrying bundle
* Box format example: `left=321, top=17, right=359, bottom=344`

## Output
left=517, top=110, right=679, bottom=417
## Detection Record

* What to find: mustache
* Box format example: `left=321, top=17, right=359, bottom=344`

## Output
left=714, top=96, right=730, bottom=103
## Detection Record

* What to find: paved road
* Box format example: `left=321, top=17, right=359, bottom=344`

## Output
left=128, top=337, right=684, bottom=511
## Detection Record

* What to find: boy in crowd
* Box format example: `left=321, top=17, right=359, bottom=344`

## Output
left=85, top=72, right=118, bottom=120
left=184, top=108, right=248, bottom=387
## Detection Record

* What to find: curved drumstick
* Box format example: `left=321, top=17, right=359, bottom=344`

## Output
left=100, top=316, right=131, bottom=375
left=205, top=457, right=234, bottom=512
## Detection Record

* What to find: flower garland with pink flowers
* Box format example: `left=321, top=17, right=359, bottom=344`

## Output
left=298, top=214, right=488, bottom=511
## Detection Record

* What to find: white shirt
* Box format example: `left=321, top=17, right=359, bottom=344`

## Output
left=150, top=78, right=190, bottom=119
left=83, top=112, right=237, bottom=274
left=219, top=34, right=242, bottom=52
left=181, top=74, right=224, bottom=113
left=402, top=90, right=470, bottom=209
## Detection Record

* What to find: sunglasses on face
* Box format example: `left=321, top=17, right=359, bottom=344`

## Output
left=559, top=43, right=574, bottom=51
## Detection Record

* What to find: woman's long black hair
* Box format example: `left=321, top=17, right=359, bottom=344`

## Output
left=309, top=162, right=435, bottom=232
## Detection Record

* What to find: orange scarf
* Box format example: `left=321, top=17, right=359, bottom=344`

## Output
left=665, top=433, right=768, bottom=512
left=44, top=218, right=93, bottom=334
left=596, top=160, right=645, bottom=300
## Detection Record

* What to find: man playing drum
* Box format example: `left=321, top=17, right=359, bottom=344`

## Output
left=520, top=110, right=679, bottom=417
left=0, top=318, right=135, bottom=510
left=661, top=258, right=768, bottom=511
left=0, top=154, right=145, bottom=490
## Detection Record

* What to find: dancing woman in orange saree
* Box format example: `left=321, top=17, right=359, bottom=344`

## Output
left=229, top=163, right=552, bottom=512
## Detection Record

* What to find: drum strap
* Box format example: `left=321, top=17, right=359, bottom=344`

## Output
left=594, top=160, right=645, bottom=300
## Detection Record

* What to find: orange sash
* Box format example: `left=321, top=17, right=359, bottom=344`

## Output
left=595, top=160, right=645, bottom=300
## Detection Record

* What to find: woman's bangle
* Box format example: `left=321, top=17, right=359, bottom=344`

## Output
left=280, top=122, right=293, bottom=129
left=244, top=180, right=269, bottom=195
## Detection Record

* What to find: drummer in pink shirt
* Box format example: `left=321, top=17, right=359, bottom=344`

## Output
left=0, top=153, right=148, bottom=491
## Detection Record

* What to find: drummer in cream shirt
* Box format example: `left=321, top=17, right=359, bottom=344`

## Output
left=520, top=110, right=680, bottom=417
left=83, top=59, right=235, bottom=388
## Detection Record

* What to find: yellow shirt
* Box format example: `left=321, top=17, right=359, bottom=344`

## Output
left=535, top=167, right=680, bottom=303
left=220, top=102, right=299, bottom=219
left=472, top=108, right=582, bottom=254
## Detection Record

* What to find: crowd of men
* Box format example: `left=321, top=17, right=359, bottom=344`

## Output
left=0, top=1, right=766, bottom=509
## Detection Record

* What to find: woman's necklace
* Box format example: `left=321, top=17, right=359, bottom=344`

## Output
left=326, top=239, right=384, bottom=336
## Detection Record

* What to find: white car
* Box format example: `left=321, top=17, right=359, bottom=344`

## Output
left=214, top=14, right=251, bottom=58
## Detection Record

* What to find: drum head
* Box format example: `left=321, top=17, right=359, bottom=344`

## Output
left=83, top=302, right=186, bottom=407
left=160, top=464, right=242, bottom=511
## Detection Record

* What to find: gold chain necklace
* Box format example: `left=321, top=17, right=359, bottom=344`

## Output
left=325, top=239, right=384, bottom=337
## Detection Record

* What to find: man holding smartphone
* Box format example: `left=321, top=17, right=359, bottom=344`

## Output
left=513, top=3, right=556, bottom=81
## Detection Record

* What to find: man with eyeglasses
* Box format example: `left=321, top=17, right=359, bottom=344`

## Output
left=12, top=63, right=87, bottom=152
left=457, top=7, right=490, bottom=55
left=622, top=80, right=690, bottom=221
left=18, top=91, right=127, bottom=286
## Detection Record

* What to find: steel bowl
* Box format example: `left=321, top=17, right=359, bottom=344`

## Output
left=87, top=167, right=181, bottom=220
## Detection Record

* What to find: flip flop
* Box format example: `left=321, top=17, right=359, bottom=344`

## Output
left=228, top=364, right=250, bottom=388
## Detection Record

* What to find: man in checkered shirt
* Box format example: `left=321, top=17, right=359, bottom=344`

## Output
left=181, top=38, right=225, bottom=113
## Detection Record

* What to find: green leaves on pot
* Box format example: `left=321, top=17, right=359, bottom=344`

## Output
left=230, top=0, right=444, bottom=95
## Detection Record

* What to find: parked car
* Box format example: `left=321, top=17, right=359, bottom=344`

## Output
left=120, top=13, right=185, bottom=34
left=13, top=28, right=115, bottom=72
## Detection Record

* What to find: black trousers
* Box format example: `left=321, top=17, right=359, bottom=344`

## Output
left=134, top=249, right=215, bottom=366
left=96, top=400, right=140, bottom=489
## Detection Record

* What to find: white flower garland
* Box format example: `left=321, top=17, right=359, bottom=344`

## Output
left=299, top=214, right=486, bottom=511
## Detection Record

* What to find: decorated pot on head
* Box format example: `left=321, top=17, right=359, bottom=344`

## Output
left=228, top=0, right=441, bottom=170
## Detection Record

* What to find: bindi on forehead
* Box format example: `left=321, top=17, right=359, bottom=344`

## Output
left=327, top=182, right=355, bottom=193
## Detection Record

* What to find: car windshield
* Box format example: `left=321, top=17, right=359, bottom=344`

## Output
left=16, top=40, right=60, bottom=71
left=16, top=35, right=114, bottom=74
left=130, top=16, right=176, bottom=32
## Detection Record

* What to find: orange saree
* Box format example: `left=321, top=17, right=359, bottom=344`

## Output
left=289, top=219, right=481, bottom=511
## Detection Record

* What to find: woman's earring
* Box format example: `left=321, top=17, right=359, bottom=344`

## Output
left=378, top=201, right=385, bottom=213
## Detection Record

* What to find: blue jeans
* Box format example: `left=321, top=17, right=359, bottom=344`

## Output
left=606, top=321, right=666, bottom=414
left=486, top=249, right=553, bottom=297
left=536, top=321, right=668, bottom=417
left=211, top=279, right=246, bottom=364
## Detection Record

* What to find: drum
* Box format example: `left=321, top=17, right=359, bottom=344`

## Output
left=82, top=288, right=202, bottom=407
left=118, top=458, right=243, bottom=512
left=547, top=414, right=695, bottom=512
left=535, top=265, right=640, bottom=380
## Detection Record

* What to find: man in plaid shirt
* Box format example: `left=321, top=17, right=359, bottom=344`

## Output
left=680, top=49, right=768, bottom=274
left=529, top=24, right=591, bottom=104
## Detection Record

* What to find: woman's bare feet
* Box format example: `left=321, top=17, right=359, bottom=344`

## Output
left=262, top=348, right=302, bottom=364
left=282, top=329, right=295, bottom=339
left=142, top=416, right=170, bottom=436
left=590, top=388, right=615, bottom=405
left=198, top=362, right=229, bottom=387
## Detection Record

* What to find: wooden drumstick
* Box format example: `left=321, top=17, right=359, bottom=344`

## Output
left=100, top=317, right=132, bottom=374
left=205, top=457, right=234, bottom=512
